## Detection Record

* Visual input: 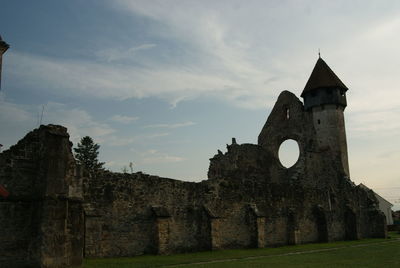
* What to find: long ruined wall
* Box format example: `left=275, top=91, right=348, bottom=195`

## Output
left=82, top=91, right=386, bottom=257
left=83, top=172, right=209, bottom=256
left=0, top=125, right=83, bottom=268
left=83, top=148, right=385, bottom=258
left=0, top=90, right=387, bottom=265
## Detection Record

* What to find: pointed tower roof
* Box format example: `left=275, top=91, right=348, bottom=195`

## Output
left=301, top=57, right=348, bottom=97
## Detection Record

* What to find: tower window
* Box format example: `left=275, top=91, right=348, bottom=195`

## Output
left=286, top=108, right=290, bottom=119
left=318, top=119, right=321, bottom=125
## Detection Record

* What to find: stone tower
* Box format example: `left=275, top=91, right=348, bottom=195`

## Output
left=301, top=57, right=350, bottom=176
left=0, top=35, right=10, bottom=89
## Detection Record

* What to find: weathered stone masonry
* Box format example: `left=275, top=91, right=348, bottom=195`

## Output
left=0, top=126, right=84, bottom=268
left=0, top=58, right=387, bottom=267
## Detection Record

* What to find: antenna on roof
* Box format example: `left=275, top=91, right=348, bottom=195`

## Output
left=318, top=48, right=321, bottom=59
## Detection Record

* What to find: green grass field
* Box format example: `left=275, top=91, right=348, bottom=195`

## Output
left=83, top=232, right=400, bottom=268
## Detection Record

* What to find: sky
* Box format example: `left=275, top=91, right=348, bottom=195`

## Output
left=0, top=0, right=399, bottom=210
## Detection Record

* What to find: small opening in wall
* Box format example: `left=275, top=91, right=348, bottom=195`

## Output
left=318, top=119, right=321, bottom=124
left=286, top=108, right=290, bottom=119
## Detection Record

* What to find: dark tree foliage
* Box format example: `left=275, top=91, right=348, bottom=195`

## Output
left=74, top=136, right=104, bottom=174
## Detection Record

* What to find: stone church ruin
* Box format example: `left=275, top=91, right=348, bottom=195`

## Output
left=0, top=57, right=387, bottom=267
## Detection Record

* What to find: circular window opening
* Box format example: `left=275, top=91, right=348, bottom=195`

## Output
left=278, top=139, right=300, bottom=168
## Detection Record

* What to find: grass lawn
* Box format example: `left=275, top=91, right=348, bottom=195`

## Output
left=83, top=232, right=400, bottom=268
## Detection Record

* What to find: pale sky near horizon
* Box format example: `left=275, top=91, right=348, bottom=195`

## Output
left=0, top=0, right=399, bottom=209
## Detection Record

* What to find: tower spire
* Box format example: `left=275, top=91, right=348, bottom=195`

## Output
left=301, top=57, right=348, bottom=98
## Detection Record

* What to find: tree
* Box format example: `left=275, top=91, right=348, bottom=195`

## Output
left=74, top=136, right=104, bottom=174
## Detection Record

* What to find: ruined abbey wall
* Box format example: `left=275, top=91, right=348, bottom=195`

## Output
left=0, top=91, right=387, bottom=267
left=83, top=172, right=209, bottom=256
left=81, top=91, right=385, bottom=258
left=0, top=126, right=83, bottom=268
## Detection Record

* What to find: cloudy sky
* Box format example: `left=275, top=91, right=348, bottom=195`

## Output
left=0, top=0, right=399, bottom=209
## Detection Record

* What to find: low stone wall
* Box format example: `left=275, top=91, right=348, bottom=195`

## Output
left=83, top=171, right=208, bottom=256
left=82, top=158, right=386, bottom=257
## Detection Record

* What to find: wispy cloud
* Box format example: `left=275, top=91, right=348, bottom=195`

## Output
left=96, top=43, right=156, bottom=62
left=0, top=98, right=115, bottom=147
left=41, top=102, right=115, bottom=143
left=0, top=96, right=33, bottom=124
left=348, top=108, right=400, bottom=139
left=6, top=2, right=400, bottom=113
left=103, top=136, right=136, bottom=146
left=143, top=121, right=196, bottom=129
left=101, top=132, right=170, bottom=147
left=110, top=115, right=139, bottom=124
left=140, top=149, right=184, bottom=164
left=8, top=51, right=244, bottom=106
left=147, top=132, right=170, bottom=138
